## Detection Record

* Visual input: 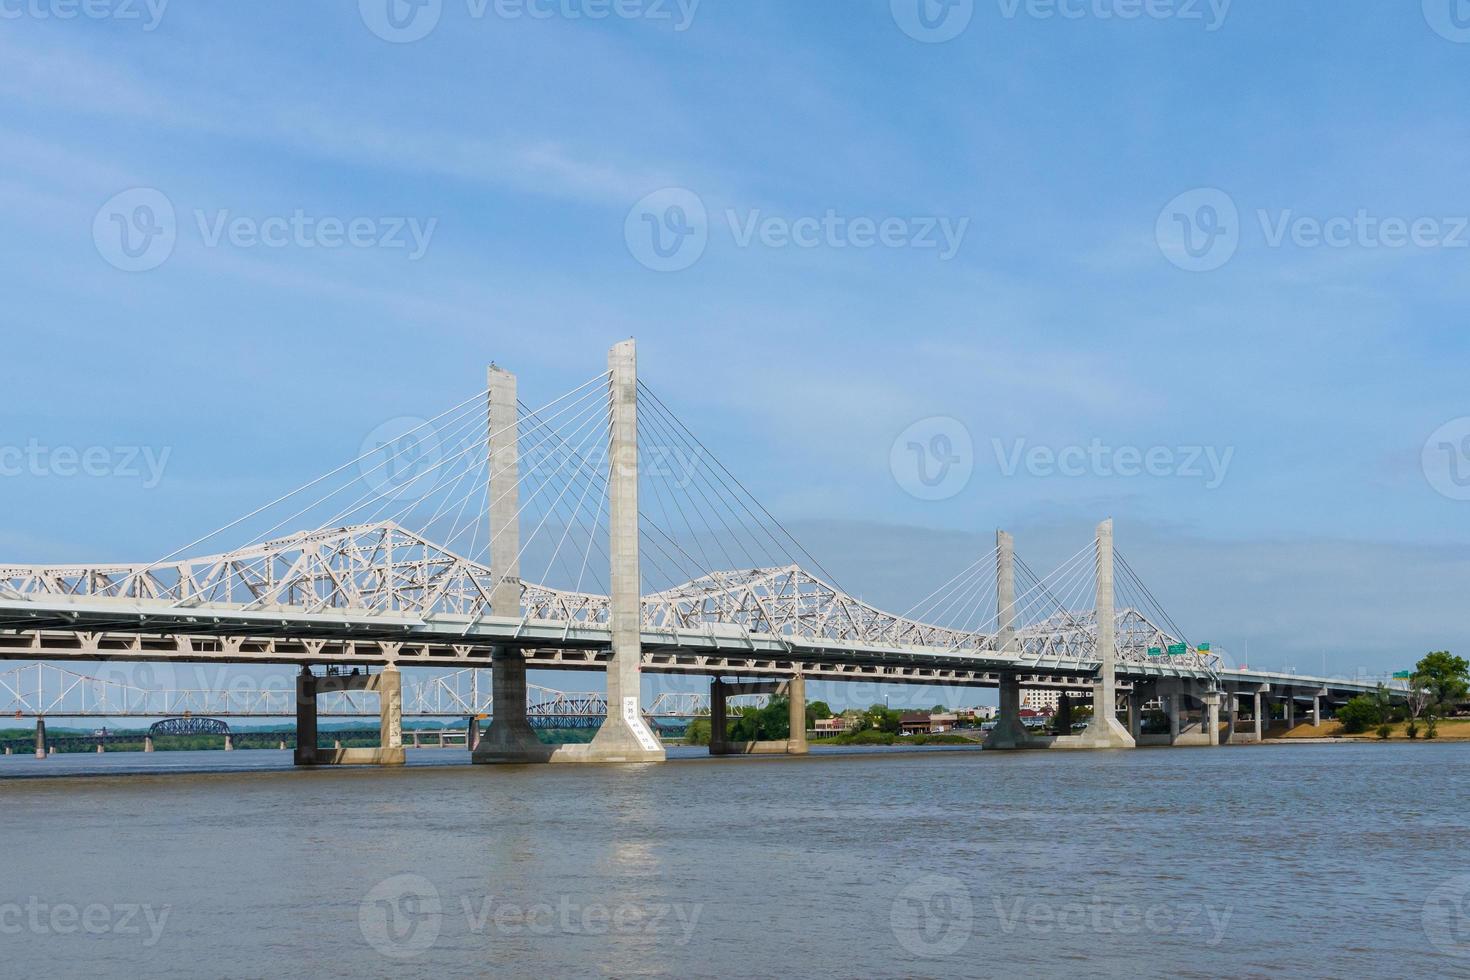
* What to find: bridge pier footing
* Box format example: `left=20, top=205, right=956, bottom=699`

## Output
left=983, top=674, right=1047, bottom=749
left=144, top=736, right=154, bottom=753
left=34, top=718, right=46, bottom=759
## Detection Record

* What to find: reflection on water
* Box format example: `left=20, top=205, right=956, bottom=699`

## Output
left=1, top=744, right=1467, bottom=977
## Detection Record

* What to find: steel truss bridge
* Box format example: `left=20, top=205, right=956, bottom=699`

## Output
left=0, top=341, right=1395, bottom=714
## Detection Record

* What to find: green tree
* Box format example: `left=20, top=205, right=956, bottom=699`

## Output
left=683, top=718, right=711, bottom=746
left=1335, top=696, right=1380, bottom=735
left=806, top=701, right=834, bottom=724
left=1413, top=652, right=1469, bottom=712
left=728, top=697, right=791, bottom=742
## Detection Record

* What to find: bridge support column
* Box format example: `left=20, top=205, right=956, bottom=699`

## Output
left=563, top=340, right=664, bottom=764
left=1167, top=686, right=1181, bottom=742
left=224, top=734, right=234, bottom=752
left=1075, top=519, right=1134, bottom=749
left=473, top=648, right=554, bottom=764
left=710, top=678, right=728, bottom=749
left=34, top=719, right=46, bottom=759
left=295, top=666, right=404, bottom=766
left=96, top=742, right=104, bottom=753
left=1127, top=686, right=1143, bottom=740
left=984, top=673, right=1042, bottom=749
left=1254, top=691, right=1264, bottom=742
left=985, top=533, right=1045, bottom=750
left=1204, top=692, right=1221, bottom=746
left=411, top=731, right=420, bottom=749
left=1312, top=694, right=1322, bottom=728
left=144, top=735, right=154, bottom=753
left=1285, top=694, right=1295, bottom=729
left=294, top=668, right=319, bottom=766
left=710, top=674, right=807, bottom=755
left=786, top=672, right=808, bottom=756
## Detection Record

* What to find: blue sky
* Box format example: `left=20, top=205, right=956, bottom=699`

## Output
left=3, top=0, right=1469, bottom=706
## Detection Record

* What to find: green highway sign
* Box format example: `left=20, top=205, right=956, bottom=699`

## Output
left=1147, top=647, right=1162, bottom=657
left=1198, top=642, right=1211, bottom=652
left=1167, top=643, right=1187, bottom=656
left=1392, top=670, right=1412, bottom=680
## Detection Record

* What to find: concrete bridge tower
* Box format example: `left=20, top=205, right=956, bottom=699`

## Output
left=472, top=362, right=555, bottom=763
left=474, top=340, right=664, bottom=764
left=1077, top=518, right=1135, bottom=749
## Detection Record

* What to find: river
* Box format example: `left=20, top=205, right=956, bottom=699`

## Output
left=1, top=743, right=1466, bottom=977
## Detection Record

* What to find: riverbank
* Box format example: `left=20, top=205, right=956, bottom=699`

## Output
left=1271, top=718, right=1470, bottom=741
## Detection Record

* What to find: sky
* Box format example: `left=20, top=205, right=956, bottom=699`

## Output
left=2, top=0, right=1469, bottom=711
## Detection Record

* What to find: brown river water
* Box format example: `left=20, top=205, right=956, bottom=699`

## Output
left=1, top=743, right=1467, bottom=978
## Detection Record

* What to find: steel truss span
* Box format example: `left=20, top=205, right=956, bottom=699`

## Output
left=0, top=522, right=1217, bottom=676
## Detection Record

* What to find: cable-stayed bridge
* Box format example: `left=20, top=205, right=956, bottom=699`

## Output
left=0, top=340, right=1395, bottom=764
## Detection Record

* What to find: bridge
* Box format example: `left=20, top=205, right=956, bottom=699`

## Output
left=0, top=339, right=1395, bottom=765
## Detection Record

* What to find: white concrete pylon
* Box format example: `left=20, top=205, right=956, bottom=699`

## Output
left=474, top=363, right=553, bottom=764
left=1078, top=518, right=1135, bottom=749
left=579, top=339, right=664, bottom=762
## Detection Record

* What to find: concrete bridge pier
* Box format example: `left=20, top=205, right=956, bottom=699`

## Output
left=709, top=674, right=808, bottom=755
left=1203, top=692, right=1222, bottom=746
left=1312, top=692, right=1323, bottom=727
left=224, top=734, right=234, bottom=752
left=984, top=533, right=1049, bottom=751
left=96, top=742, right=104, bottom=753
left=34, top=718, right=46, bottom=759
left=984, top=673, right=1044, bottom=749
left=1126, top=684, right=1146, bottom=741
left=1285, top=694, right=1295, bottom=729
left=294, top=665, right=405, bottom=766
left=144, top=735, right=154, bottom=753
left=1066, top=520, right=1135, bottom=750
